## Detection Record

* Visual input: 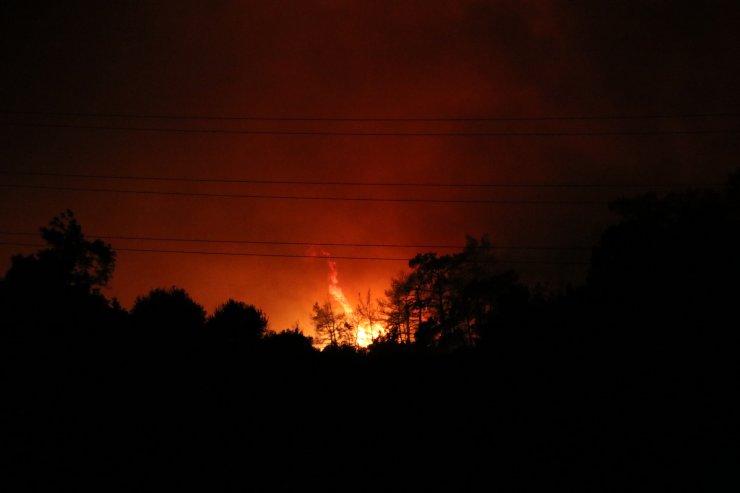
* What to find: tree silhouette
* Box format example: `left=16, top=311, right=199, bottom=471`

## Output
left=131, top=286, right=206, bottom=341
left=263, top=327, right=317, bottom=356
left=311, top=300, right=354, bottom=348
left=382, top=235, right=524, bottom=350
left=207, top=299, right=268, bottom=345
left=3, top=209, right=115, bottom=292
left=0, top=210, right=118, bottom=339
left=354, top=289, right=383, bottom=345
left=380, top=272, right=414, bottom=344
left=586, top=170, right=740, bottom=355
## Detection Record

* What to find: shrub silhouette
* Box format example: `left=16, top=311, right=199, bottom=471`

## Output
left=263, top=327, right=316, bottom=356
left=207, top=299, right=268, bottom=344
left=131, top=286, right=206, bottom=341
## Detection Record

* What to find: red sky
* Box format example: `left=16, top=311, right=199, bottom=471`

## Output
left=2, top=1, right=739, bottom=334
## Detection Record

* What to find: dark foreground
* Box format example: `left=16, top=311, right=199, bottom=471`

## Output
left=2, top=336, right=735, bottom=492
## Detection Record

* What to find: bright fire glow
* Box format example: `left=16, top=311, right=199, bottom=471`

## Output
left=325, top=256, right=385, bottom=347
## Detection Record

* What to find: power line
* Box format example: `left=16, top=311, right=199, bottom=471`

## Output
left=0, top=240, right=405, bottom=260
left=5, top=121, right=738, bottom=137
left=0, top=241, right=590, bottom=265
left=0, top=170, right=719, bottom=189
left=3, top=109, right=739, bottom=122
left=0, top=183, right=604, bottom=205
left=0, top=231, right=592, bottom=251
left=131, top=247, right=412, bottom=262
left=119, top=249, right=589, bottom=264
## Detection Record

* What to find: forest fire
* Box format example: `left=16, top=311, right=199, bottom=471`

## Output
left=325, top=257, right=385, bottom=348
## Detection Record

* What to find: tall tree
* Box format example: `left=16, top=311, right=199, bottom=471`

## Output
left=0, top=210, right=118, bottom=338
left=355, top=289, right=383, bottom=346
left=311, top=300, right=353, bottom=348
left=380, top=272, right=414, bottom=344
left=382, top=236, right=522, bottom=350
left=3, top=209, right=115, bottom=294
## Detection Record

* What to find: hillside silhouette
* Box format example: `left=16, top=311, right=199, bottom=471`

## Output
left=2, top=173, right=739, bottom=489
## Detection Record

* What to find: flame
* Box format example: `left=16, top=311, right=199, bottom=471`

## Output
left=324, top=254, right=385, bottom=348
left=326, top=258, right=353, bottom=314
left=356, top=320, right=385, bottom=348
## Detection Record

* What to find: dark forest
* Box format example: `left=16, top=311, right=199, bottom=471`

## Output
left=2, top=174, right=738, bottom=490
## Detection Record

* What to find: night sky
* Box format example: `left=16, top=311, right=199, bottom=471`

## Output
left=2, top=1, right=739, bottom=333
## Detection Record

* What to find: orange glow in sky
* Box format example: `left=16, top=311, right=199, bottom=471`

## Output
left=1, top=2, right=737, bottom=340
